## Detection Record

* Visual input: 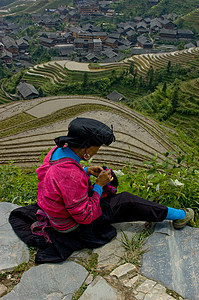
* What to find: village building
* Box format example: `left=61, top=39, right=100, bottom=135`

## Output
left=77, top=30, right=93, bottom=40
left=184, top=42, right=195, bottom=49
left=85, top=53, right=98, bottom=62
left=17, top=82, right=39, bottom=100
left=2, top=36, right=18, bottom=56
left=104, top=37, right=118, bottom=49
left=107, top=90, right=125, bottom=101
left=92, top=31, right=107, bottom=42
left=148, top=0, right=160, bottom=5
left=0, top=31, right=6, bottom=41
left=17, top=38, right=29, bottom=52
left=102, top=48, right=118, bottom=60
left=39, top=37, right=55, bottom=48
left=137, top=22, right=149, bottom=34
left=160, top=19, right=176, bottom=30
left=0, top=42, right=4, bottom=52
left=1, top=50, right=12, bottom=65
left=177, top=29, right=194, bottom=39
left=93, top=38, right=102, bottom=52
left=137, top=35, right=153, bottom=49
left=78, top=3, right=99, bottom=16
left=62, top=32, right=75, bottom=44
left=57, top=6, right=68, bottom=15
left=74, top=38, right=84, bottom=50
left=150, top=20, right=162, bottom=33
left=159, top=29, right=177, bottom=40
left=134, top=17, right=143, bottom=23
left=54, top=44, right=74, bottom=56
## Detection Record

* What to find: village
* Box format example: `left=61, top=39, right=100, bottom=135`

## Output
left=0, top=0, right=197, bottom=71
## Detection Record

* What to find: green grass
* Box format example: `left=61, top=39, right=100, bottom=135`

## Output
left=121, top=231, right=151, bottom=267
left=176, top=9, right=199, bottom=32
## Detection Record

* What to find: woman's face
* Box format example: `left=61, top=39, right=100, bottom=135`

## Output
left=86, top=146, right=100, bottom=157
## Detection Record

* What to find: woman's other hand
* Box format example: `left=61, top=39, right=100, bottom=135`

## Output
left=95, top=169, right=114, bottom=188
left=88, top=166, right=104, bottom=177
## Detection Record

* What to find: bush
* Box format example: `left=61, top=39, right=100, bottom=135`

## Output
left=0, top=162, right=38, bottom=206
left=0, top=152, right=198, bottom=226
left=117, top=152, right=199, bottom=226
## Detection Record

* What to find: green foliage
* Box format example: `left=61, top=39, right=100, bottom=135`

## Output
left=30, top=45, right=57, bottom=65
left=1, top=151, right=198, bottom=227
left=148, top=0, right=199, bottom=17
left=122, top=230, right=151, bottom=266
left=0, top=62, right=12, bottom=80
left=3, top=71, right=24, bottom=94
left=118, top=152, right=199, bottom=226
left=0, top=162, right=38, bottom=206
left=148, top=79, right=181, bottom=120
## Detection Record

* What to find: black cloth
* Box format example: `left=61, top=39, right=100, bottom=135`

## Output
left=9, top=199, right=117, bottom=264
left=9, top=193, right=168, bottom=264
left=54, top=117, right=115, bottom=148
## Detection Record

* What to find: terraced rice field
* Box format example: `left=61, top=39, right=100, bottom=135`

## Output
left=0, top=95, right=183, bottom=168
left=18, top=47, right=199, bottom=96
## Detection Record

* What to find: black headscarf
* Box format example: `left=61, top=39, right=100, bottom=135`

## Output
left=54, top=117, right=115, bottom=148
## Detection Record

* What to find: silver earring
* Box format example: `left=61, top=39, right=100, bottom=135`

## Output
left=83, top=153, right=91, bottom=161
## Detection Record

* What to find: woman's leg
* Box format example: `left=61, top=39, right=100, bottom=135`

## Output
left=109, top=192, right=168, bottom=223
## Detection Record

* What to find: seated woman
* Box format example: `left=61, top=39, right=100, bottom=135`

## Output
left=9, top=117, right=194, bottom=263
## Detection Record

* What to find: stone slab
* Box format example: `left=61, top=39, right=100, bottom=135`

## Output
left=141, top=221, right=199, bottom=300
left=93, top=222, right=146, bottom=271
left=93, top=238, right=125, bottom=271
left=0, top=203, right=30, bottom=271
left=79, top=276, right=119, bottom=300
left=2, top=261, right=88, bottom=300
left=110, top=263, right=137, bottom=278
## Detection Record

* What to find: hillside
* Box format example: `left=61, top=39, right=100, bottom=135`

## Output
left=1, top=0, right=199, bottom=18
left=0, top=95, right=189, bottom=168
left=148, top=0, right=199, bottom=17
left=0, top=0, right=72, bottom=15
left=1, top=47, right=198, bottom=150
left=176, top=9, right=199, bottom=32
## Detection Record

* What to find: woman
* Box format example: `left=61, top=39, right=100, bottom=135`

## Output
left=10, top=117, right=194, bottom=263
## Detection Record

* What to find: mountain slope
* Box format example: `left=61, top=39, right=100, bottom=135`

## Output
left=148, top=0, right=199, bottom=17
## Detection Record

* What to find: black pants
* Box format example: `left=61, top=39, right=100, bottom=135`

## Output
left=9, top=192, right=168, bottom=263
left=109, top=192, right=168, bottom=223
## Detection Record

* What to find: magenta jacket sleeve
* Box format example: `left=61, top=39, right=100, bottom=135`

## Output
left=58, top=166, right=102, bottom=224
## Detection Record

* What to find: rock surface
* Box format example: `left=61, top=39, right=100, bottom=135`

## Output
left=2, top=261, right=88, bottom=300
left=0, top=203, right=29, bottom=272
left=1, top=202, right=198, bottom=300
left=79, top=276, right=120, bottom=300
left=141, top=220, right=199, bottom=300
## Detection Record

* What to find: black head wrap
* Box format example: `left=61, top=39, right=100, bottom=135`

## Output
left=54, top=117, right=115, bottom=148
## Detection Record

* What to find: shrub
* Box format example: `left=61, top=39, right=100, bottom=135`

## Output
left=118, top=152, right=199, bottom=226
left=0, top=162, right=38, bottom=206
left=0, top=152, right=198, bottom=226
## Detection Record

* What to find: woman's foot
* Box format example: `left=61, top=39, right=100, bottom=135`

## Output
left=173, top=208, right=194, bottom=229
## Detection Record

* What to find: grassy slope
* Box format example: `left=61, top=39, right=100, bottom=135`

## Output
left=1, top=0, right=72, bottom=14
left=176, top=9, right=199, bottom=32
left=148, top=0, right=199, bottom=17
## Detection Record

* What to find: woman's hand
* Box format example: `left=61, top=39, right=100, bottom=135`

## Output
left=88, top=166, right=104, bottom=177
left=95, top=169, right=114, bottom=188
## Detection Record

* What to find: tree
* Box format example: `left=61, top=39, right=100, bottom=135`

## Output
left=147, top=66, right=154, bottom=90
left=82, top=72, right=88, bottom=89
left=129, top=61, right=135, bottom=75
left=167, top=61, right=171, bottom=73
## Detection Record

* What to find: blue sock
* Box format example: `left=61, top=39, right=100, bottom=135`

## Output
left=165, top=207, right=186, bottom=220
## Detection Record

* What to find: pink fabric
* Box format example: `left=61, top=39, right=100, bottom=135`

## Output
left=36, top=147, right=102, bottom=231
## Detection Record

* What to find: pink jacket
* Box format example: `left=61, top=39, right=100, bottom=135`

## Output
left=36, top=147, right=102, bottom=231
